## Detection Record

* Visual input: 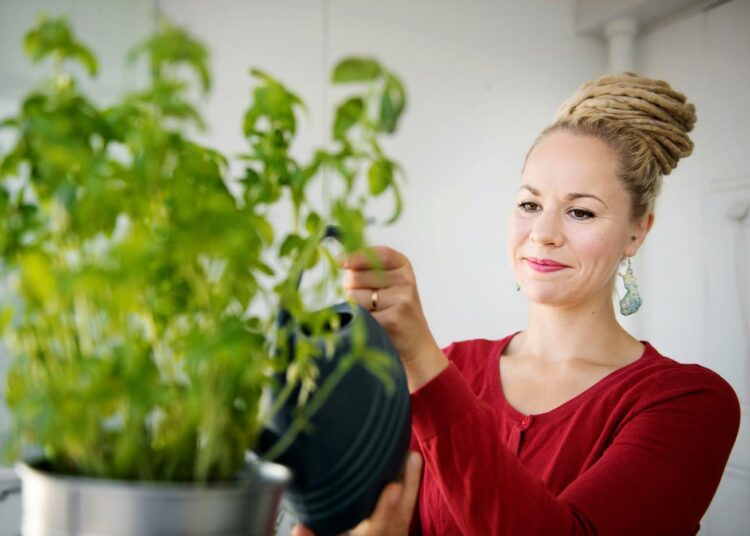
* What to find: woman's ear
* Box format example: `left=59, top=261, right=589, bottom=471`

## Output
left=625, top=212, right=655, bottom=257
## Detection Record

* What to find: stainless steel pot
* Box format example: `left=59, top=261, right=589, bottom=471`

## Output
left=17, top=459, right=290, bottom=536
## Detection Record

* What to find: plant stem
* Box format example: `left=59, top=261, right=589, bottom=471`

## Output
left=260, top=350, right=357, bottom=463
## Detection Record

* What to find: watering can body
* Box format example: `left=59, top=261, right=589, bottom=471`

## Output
left=259, top=302, right=412, bottom=536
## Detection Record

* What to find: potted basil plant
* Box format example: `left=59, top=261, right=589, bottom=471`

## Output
left=0, top=15, right=407, bottom=536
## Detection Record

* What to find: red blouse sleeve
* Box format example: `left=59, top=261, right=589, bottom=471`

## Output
left=410, top=362, right=740, bottom=535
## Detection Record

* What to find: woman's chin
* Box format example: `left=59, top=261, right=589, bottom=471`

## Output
left=518, top=286, right=576, bottom=307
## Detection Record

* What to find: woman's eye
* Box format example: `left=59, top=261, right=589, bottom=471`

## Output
left=518, top=201, right=540, bottom=212
left=569, top=208, right=595, bottom=220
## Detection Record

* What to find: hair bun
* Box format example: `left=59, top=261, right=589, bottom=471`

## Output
left=554, top=73, right=696, bottom=176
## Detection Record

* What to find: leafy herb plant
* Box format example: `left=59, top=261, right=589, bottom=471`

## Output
left=0, top=16, right=406, bottom=482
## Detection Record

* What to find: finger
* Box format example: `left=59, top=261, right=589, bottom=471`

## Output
left=346, top=287, right=411, bottom=314
left=365, top=482, right=403, bottom=533
left=342, top=267, right=392, bottom=290
left=346, top=288, right=385, bottom=313
left=349, top=519, right=370, bottom=536
left=343, top=268, right=413, bottom=292
left=342, top=246, right=407, bottom=271
left=398, top=452, right=423, bottom=519
left=291, top=525, right=316, bottom=536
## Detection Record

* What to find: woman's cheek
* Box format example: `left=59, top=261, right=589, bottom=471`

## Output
left=506, top=216, right=526, bottom=268
left=507, top=212, right=529, bottom=244
left=569, top=229, right=619, bottom=276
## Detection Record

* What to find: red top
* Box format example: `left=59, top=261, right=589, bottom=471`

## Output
left=409, top=336, right=741, bottom=535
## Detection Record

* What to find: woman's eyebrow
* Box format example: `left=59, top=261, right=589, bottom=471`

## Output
left=519, top=185, right=609, bottom=209
left=567, top=192, right=608, bottom=208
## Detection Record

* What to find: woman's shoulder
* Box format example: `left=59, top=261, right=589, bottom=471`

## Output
left=442, top=334, right=514, bottom=365
left=439, top=336, right=515, bottom=396
left=632, top=343, right=740, bottom=420
left=442, top=336, right=514, bottom=352
left=641, top=343, right=735, bottom=388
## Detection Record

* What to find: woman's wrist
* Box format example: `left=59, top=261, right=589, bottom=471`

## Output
left=404, top=344, right=449, bottom=393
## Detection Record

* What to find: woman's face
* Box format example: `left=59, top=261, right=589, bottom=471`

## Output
left=508, top=131, right=649, bottom=309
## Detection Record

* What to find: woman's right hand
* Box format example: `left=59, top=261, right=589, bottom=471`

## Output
left=341, top=247, right=448, bottom=392
left=291, top=451, right=423, bottom=536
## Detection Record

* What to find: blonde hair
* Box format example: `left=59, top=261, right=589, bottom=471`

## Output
left=534, top=73, right=697, bottom=220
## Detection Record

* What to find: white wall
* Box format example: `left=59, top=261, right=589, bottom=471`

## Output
left=635, top=1, right=750, bottom=533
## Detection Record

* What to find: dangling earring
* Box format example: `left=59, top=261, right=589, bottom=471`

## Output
left=618, top=257, right=642, bottom=315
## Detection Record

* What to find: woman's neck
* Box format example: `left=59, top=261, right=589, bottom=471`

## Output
left=511, top=296, right=642, bottom=368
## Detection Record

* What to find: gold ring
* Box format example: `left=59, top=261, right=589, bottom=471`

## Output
left=370, top=289, right=379, bottom=312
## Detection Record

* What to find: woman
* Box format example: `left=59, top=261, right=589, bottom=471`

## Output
left=297, top=73, right=741, bottom=535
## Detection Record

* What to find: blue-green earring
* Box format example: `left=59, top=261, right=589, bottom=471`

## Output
left=618, top=257, right=642, bottom=315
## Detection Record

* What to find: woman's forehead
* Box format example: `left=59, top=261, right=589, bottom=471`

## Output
left=521, top=132, right=625, bottom=198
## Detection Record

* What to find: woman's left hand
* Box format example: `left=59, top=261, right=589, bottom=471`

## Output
left=292, top=451, right=423, bottom=536
left=341, top=246, right=448, bottom=391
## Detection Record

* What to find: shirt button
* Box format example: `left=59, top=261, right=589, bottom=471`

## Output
left=519, top=416, right=531, bottom=429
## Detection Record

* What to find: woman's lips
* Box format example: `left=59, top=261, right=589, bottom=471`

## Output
left=524, top=257, right=569, bottom=273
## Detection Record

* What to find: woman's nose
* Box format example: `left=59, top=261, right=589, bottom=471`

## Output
left=529, top=210, right=564, bottom=247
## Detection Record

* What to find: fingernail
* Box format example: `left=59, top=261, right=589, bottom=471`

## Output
left=409, top=452, right=422, bottom=469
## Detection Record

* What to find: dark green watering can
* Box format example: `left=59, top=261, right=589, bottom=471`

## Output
left=258, top=226, right=412, bottom=536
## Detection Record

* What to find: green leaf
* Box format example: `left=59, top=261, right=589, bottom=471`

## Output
left=305, top=212, right=322, bottom=235
left=253, top=85, right=297, bottom=133
left=0, top=306, right=13, bottom=333
left=0, top=144, right=26, bottom=177
left=387, top=175, right=404, bottom=224
left=280, top=233, right=304, bottom=258
left=368, top=159, right=393, bottom=196
left=250, top=69, right=304, bottom=107
left=333, top=97, right=363, bottom=141
left=70, top=43, right=98, bottom=76
left=253, top=215, right=275, bottom=244
left=23, top=16, right=98, bottom=76
left=128, top=20, right=211, bottom=91
left=304, top=245, right=320, bottom=269
left=379, top=74, right=406, bottom=133
left=256, top=262, right=275, bottom=276
left=19, top=252, right=56, bottom=305
left=331, top=201, right=367, bottom=252
left=242, top=108, right=260, bottom=137
left=0, top=116, right=19, bottom=129
left=332, top=57, right=381, bottom=83
left=249, top=69, right=283, bottom=88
